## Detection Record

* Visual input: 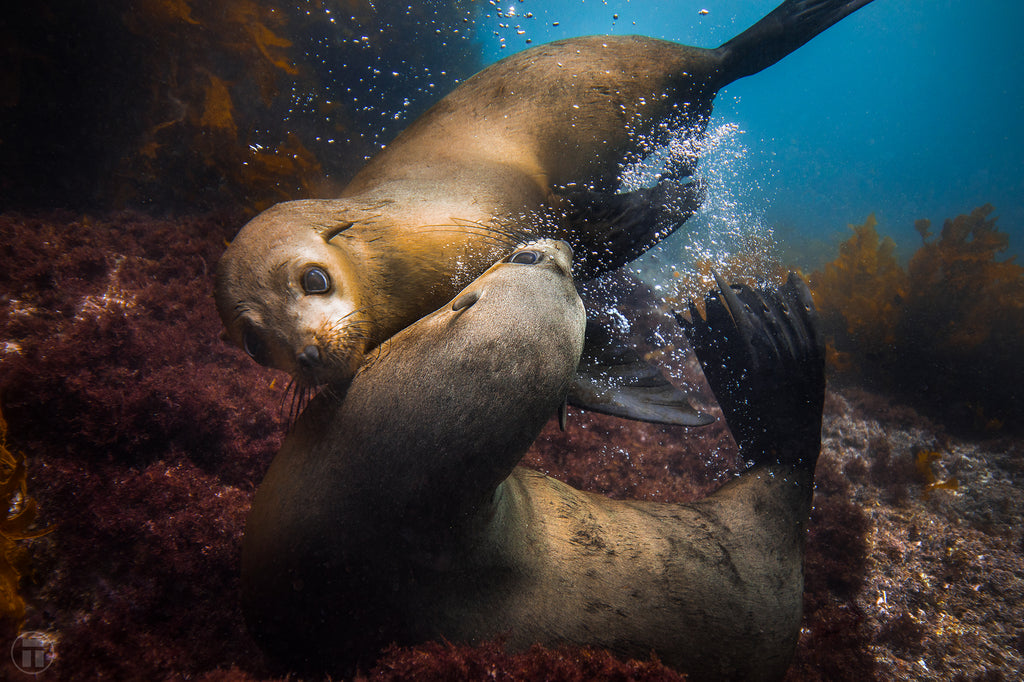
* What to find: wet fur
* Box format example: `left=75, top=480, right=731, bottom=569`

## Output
left=241, top=242, right=826, bottom=681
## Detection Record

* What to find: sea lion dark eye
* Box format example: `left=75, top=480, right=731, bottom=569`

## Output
left=302, top=267, right=331, bottom=294
left=509, top=250, right=541, bottom=265
left=243, top=328, right=269, bottom=365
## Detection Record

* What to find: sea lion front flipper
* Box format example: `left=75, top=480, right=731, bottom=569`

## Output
left=560, top=178, right=703, bottom=281
left=676, top=272, right=825, bottom=467
left=568, top=320, right=713, bottom=427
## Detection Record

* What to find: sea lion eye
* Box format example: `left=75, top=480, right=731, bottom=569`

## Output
left=243, top=328, right=269, bottom=365
left=302, top=267, right=331, bottom=294
left=509, top=250, right=542, bottom=265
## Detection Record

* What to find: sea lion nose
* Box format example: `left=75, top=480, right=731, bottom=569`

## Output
left=295, top=345, right=321, bottom=370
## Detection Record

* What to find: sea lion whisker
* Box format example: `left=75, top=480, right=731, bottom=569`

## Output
left=416, top=219, right=524, bottom=240
left=409, top=224, right=521, bottom=248
left=279, top=378, right=304, bottom=426
left=316, top=383, right=344, bottom=403
left=338, top=305, right=377, bottom=323
left=292, top=386, right=316, bottom=425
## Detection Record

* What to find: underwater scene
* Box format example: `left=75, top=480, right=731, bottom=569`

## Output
left=1, top=0, right=1021, bottom=680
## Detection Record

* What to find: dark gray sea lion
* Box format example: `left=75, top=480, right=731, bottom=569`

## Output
left=241, top=237, right=826, bottom=681
left=215, top=0, right=871, bottom=424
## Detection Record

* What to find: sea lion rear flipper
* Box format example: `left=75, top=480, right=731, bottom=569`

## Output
left=676, top=272, right=826, bottom=467
left=714, top=0, right=876, bottom=85
left=560, top=179, right=703, bottom=281
left=568, top=320, right=713, bottom=427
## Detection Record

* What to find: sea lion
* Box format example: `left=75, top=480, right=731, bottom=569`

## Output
left=241, top=238, right=826, bottom=681
left=215, top=0, right=871, bottom=422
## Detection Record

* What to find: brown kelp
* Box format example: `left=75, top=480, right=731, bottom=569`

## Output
left=1, top=1, right=479, bottom=211
left=0, top=407, right=49, bottom=641
left=807, top=213, right=907, bottom=372
left=809, top=205, right=1023, bottom=431
left=913, top=448, right=959, bottom=500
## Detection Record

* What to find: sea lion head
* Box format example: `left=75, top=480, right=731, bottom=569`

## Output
left=215, top=200, right=371, bottom=388
left=445, top=236, right=577, bottom=313
left=349, top=236, right=584, bottom=494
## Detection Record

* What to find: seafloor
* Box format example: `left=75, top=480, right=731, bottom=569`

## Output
left=0, top=211, right=1020, bottom=680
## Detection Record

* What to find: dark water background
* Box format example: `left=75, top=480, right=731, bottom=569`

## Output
left=476, top=0, right=1024, bottom=265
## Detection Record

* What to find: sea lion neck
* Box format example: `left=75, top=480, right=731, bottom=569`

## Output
left=338, top=188, right=531, bottom=348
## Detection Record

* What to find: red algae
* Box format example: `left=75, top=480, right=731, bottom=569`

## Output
left=526, top=408, right=739, bottom=505
left=0, top=211, right=288, bottom=483
left=0, top=210, right=287, bottom=679
left=369, top=640, right=686, bottom=682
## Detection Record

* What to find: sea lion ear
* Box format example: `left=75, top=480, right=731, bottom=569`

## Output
left=320, top=222, right=354, bottom=242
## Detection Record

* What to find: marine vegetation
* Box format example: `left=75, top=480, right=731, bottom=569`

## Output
left=913, top=448, right=959, bottom=500
left=672, top=230, right=791, bottom=311
left=808, top=205, right=1023, bottom=431
left=0, top=407, right=49, bottom=641
left=0, top=1, right=479, bottom=211
left=807, top=213, right=907, bottom=372
left=368, top=639, right=685, bottom=682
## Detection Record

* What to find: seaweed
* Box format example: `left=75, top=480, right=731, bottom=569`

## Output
left=1, top=1, right=481, bottom=211
left=784, top=454, right=875, bottom=681
left=809, top=206, right=1024, bottom=432
left=669, top=230, right=791, bottom=316
left=807, top=214, right=907, bottom=373
left=0, top=210, right=292, bottom=678
left=914, top=448, right=959, bottom=500
left=897, top=204, right=1023, bottom=429
left=0, top=212, right=289, bottom=481
left=369, top=639, right=685, bottom=682
left=0, top=407, right=50, bottom=642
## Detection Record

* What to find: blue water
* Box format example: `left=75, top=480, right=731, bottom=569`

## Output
left=474, top=0, right=1024, bottom=262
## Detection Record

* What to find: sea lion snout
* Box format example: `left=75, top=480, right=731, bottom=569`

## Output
left=447, top=239, right=580, bottom=318
left=295, top=345, right=321, bottom=371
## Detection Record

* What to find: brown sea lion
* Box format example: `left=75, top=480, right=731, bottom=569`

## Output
left=241, top=238, right=826, bottom=681
left=214, top=0, right=871, bottom=423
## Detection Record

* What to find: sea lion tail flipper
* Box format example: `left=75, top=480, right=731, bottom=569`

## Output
left=676, top=272, right=825, bottom=467
left=568, top=320, right=713, bottom=427
left=714, top=0, right=875, bottom=85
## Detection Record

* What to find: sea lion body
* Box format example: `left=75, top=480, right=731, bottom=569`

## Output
left=241, top=239, right=588, bottom=666
left=241, top=239, right=826, bottom=681
left=215, top=0, right=873, bottom=390
left=407, top=466, right=811, bottom=681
